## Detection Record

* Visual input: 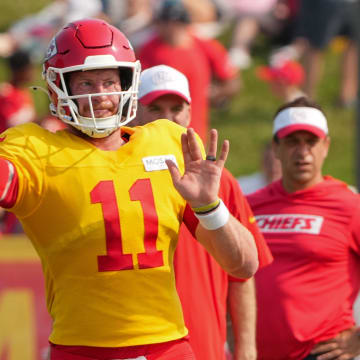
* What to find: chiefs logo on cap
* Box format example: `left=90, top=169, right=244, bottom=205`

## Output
left=45, top=37, right=57, bottom=61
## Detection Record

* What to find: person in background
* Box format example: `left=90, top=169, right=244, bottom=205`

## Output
left=256, top=60, right=306, bottom=102
left=0, top=18, right=259, bottom=360
left=181, top=0, right=222, bottom=39
left=137, top=0, right=240, bottom=143
left=248, top=96, right=360, bottom=360
left=0, top=49, right=36, bottom=235
left=100, top=0, right=155, bottom=50
left=0, top=0, right=104, bottom=61
left=0, top=49, right=35, bottom=133
left=270, top=0, right=358, bottom=107
left=134, top=64, right=273, bottom=360
left=221, top=0, right=290, bottom=69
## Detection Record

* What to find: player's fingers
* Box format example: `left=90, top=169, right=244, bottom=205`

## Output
left=206, top=129, right=218, bottom=159
left=311, top=342, right=337, bottom=354
left=316, top=349, right=344, bottom=360
left=166, top=159, right=181, bottom=185
left=205, top=129, right=221, bottom=164
left=216, top=139, right=229, bottom=169
left=181, top=132, right=192, bottom=165
left=186, top=128, right=202, bottom=161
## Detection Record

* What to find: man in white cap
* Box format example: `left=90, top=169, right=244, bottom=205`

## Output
left=135, top=64, right=192, bottom=128
left=247, top=96, right=360, bottom=360
left=133, top=64, right=273, bottom=360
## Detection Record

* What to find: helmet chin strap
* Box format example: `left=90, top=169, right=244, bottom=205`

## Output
left=68, top=92, right=136, bottom=137
left=73, top=123, right=117, bottom=138
left=75, top=111, right=136, bottom=138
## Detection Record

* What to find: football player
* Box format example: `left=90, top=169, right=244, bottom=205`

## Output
left=0, top=19, right=258, bottom=360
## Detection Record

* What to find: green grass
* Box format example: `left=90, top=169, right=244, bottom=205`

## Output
left=0, top=2, right=356, bottom=186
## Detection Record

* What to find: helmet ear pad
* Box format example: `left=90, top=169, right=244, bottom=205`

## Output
left=119, top=67, right=133, bottom=91
left=62, top=73, right=77, bottom=120
left=119, top=67, right=134, bottom=115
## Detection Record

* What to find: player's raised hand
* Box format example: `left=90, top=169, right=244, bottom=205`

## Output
left=166, top=128, right=229, bottom=208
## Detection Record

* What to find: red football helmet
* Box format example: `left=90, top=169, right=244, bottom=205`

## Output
left=43, top=19, right=141, bottom=137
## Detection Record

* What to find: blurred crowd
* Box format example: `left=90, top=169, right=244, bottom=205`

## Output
left=0, top=0, right=358, bottom=235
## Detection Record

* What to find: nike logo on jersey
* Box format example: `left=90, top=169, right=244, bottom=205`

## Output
left=255, top=214, right=324, bottom=234
left=142, top=155, right=178, bottom=171
left=0, top=136, right=6, bottom=142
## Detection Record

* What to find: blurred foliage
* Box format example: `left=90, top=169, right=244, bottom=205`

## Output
left=0, top=0, right=51, bottom=31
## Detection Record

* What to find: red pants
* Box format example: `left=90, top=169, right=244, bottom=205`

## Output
left=50, top=338, right=195, bottom=360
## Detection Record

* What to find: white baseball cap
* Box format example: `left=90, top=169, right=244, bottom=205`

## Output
left=273, top=106, right=329, bottom=138
left=138, top=65, right=191, bottom=105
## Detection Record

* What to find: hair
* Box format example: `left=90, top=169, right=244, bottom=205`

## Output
left=273, top=96, right=326, bottom=143
left=155, top=0, right=191, bottom=23
left=7, top=50, right=32, bottom=71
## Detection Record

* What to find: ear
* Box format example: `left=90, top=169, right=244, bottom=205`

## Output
left=184, top=104, right=191, bottom=127
left=272, top=138, right=281, bottom=160
left=323, top=136, right=331, bottom=158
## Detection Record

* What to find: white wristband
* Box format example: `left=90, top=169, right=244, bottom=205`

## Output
left=194, top=199, right=230, bottom=230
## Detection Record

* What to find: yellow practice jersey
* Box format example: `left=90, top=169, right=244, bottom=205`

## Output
left=0, top=120, right=198, bottom=347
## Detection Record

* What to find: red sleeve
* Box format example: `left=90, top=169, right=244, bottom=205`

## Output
left=0, top=158, right=18, bottom=208
left=240, top=198, right=273, bottom=268
left=193, top=37, right=238, bottom=81
left=182, top=203, right=199, bottom=238
left=182, top=169, right=273, bottom=281
left=219, top=169, right=273, bottom=270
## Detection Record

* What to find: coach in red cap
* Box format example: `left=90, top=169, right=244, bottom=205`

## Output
left=247, top=96, right=360, bottom=360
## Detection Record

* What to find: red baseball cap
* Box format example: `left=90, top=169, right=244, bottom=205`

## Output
left=257, top=60, right=305, bottom=86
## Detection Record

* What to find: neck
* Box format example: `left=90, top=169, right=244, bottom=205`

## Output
left=68, top=127, right=125, bottom=151
left=165, top=29, right=192, bottom=47
left=282, top=174, right=324, bottom=193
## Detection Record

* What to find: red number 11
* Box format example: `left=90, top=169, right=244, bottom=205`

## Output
left=90, top=178, right=164, bottom=272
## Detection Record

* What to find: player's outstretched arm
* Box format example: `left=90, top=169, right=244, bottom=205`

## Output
left=166, top=129, right=259, bottom=279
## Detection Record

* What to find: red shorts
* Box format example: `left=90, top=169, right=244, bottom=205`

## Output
left=50, top=338, right=195, bottom=360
